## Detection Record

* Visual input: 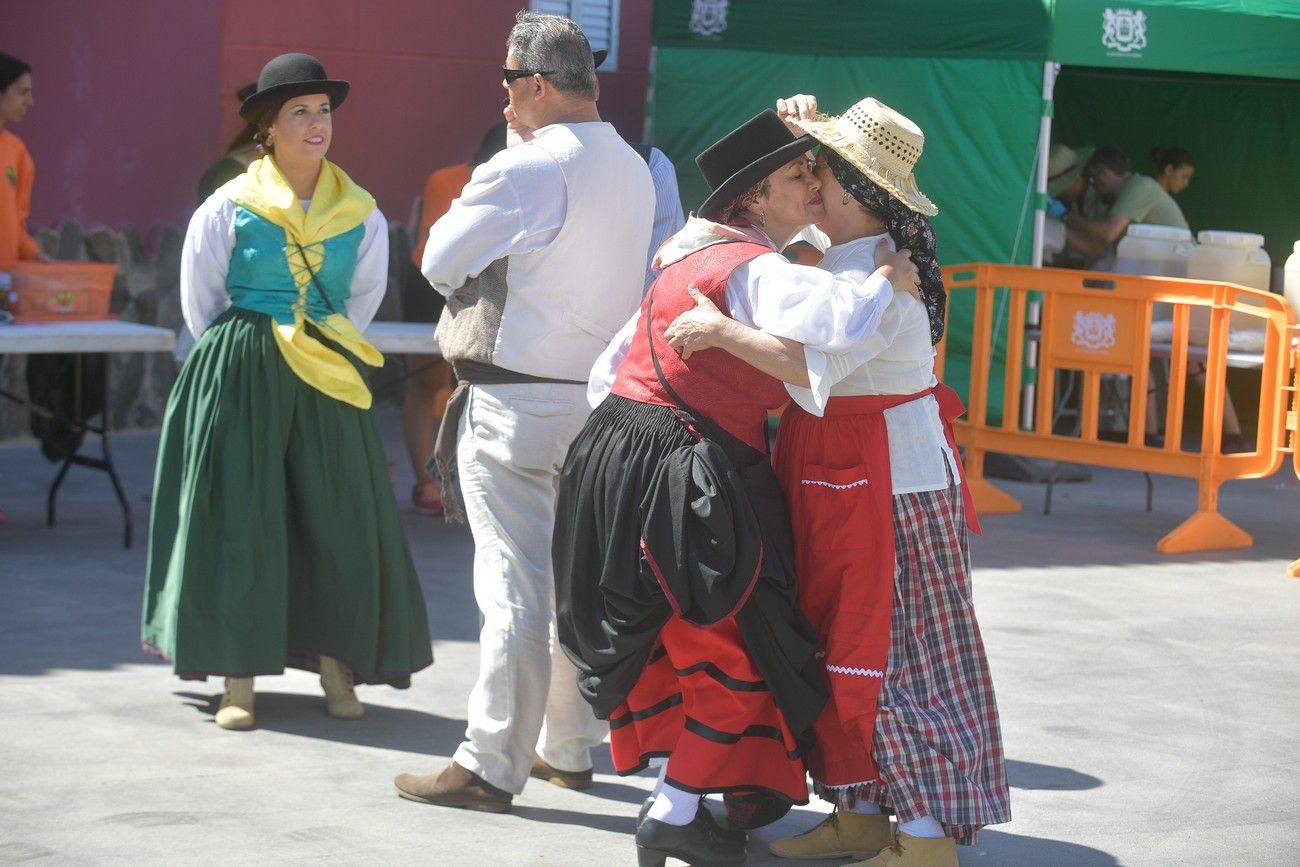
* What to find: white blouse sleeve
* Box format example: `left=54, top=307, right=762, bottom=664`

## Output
left=786, top=294, right=918, bottom=414
left=724, top=246, right=895, bottom=416
left=180, top=196, right=236, bottom=339
left=345, top=208, right=390, bottom=329
left=587, top=308, right=641, bottom=409
left=724, top=249, right=893, bottom=353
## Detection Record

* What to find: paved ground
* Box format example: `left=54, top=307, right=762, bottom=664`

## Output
left=2, top=408, right=1299, bottom=866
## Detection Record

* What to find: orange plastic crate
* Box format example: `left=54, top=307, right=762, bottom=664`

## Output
left=0, top=260, right=117, bottom=322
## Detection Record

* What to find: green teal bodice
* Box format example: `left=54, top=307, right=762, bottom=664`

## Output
left=226, top=206, right=365, bottom=324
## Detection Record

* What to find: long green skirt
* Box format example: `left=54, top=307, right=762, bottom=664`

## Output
left=142, top=308, right=433, bottom=686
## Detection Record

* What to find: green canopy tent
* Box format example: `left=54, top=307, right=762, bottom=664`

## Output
left=648, top=0, right=1300, bottom=413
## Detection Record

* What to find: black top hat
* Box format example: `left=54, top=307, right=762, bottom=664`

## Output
left=239, top=53, right=350, bottom=122
left=696, top=110, right=814, bottom=222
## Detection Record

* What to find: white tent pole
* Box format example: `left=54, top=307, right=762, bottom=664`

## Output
left=1032, top=61, right=1059, bottom=268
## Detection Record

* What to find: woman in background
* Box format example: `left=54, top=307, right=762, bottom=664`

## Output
left=142, top=53, right=432, bottom=731
left=1151, top=146, right=1195, bottom=199
left=0, top=52, right=40, bottom=263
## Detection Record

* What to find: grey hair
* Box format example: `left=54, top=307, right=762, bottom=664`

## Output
left=507, top=11, right=597, bottom=100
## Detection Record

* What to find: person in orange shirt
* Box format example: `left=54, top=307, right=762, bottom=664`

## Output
left=0, top=52, right=41, bottom=528
left=401, top=121, right=505, bottom=515
left=0, top=53, right=41, bottom=263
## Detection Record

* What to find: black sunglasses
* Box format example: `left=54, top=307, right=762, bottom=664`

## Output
left=502, top=66, right=553, bottom=82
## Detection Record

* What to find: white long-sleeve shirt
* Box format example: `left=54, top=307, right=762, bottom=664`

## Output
left=791, top=228, right=959, bottom=494
left=588, top=225, right=893, bottom=408
left=179, top=195, right=389, bottom=339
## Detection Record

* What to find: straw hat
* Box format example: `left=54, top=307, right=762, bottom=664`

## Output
left=789, top=97, right=937, bottom=216
left=1047, top=144, right=1095, bottom=197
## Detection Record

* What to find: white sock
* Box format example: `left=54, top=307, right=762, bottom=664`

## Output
left=899, top=816, right=945, bottom=838
left=649, top=762, right=669, bottom=800
left=846, top=800, right=882, bottom=815
left=646, top=782, right=699, bottom=826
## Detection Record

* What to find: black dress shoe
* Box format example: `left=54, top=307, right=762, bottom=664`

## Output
left=635, top=805, right=746, bottom=867
left=636, top=796, right=745, bottom=844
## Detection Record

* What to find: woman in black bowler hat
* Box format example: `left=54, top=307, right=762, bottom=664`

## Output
left=552, top=109, right=918, bottom=866
left=142, top=53, right=432, bottom=731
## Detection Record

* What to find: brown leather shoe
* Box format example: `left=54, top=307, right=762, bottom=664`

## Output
left=394, top=762, right=513, bottom=813
left=530, top=753, right=594, bottom=790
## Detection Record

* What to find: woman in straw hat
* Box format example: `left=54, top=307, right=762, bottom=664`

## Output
left=665, top=95, right=1010, bottom=867
left=554, top=108, right=920, bottom=867
left=142, top=53, right=432, bottom=731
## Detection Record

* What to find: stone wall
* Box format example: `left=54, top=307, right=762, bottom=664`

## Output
left=0, top=222, right=415, bottom=442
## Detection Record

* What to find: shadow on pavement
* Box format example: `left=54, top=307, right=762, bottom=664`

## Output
left=966, top=829, right=1121, bottom=866
left=173, top=690, right=466, bottom=756
left=508, top=805, right=632, bottom=835
left=1006, top=758, right=1103, bottom=791
left=970, top=468, right=1299, bottom=571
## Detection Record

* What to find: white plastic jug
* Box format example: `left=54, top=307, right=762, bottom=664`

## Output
left=1284, top=240, right=1300, bottom=321
left=1187, top=230, right=1272, bottom=345
left=1115, top=224, right=1194, bottom=278
left=1187, top=230, right=1271, bottom=290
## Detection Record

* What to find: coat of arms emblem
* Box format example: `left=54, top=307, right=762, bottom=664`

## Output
left=689, top=0, right=729, bottom=38
left=1072, top=311, right=1117, bottom=352
left=1102, top=7, right=1147, bottom=54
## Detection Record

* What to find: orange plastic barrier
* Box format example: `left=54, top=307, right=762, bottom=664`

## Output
left=935, top=264, right=1292, bottom=555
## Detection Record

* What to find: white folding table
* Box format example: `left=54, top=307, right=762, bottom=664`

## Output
left=0, top=320, right=176, bottom=548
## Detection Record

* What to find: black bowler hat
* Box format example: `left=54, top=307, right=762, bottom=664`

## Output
left=695, top=109, right=814, bottom=221
left=239, top=53, right=349, bottom=122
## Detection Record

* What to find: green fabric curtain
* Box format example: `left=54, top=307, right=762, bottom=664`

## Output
left=652, top=0, right=1049, bottom=58
left=649, top=0, right=1300, bottom=418
left=1048, top=0, right=1300, bottom=80
left=652, top=48, right=1041, bottom=409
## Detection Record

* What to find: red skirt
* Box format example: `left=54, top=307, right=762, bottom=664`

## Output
left=607, top=614, right=808, bottom=803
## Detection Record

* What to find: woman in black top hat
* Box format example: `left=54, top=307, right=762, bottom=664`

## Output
left=552, top=109, right=917, bottom=867
left=142, top=53, right=432, bottom=732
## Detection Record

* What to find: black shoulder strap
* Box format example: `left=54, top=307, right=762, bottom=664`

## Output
left=644, top=283, right=696, bottom=416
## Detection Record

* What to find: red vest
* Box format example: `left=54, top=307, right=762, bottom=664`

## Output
left=612, top=241, right=788, bottom=452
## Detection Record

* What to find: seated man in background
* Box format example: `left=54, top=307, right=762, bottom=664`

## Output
left=1065, top=146, right=1189, bottom=267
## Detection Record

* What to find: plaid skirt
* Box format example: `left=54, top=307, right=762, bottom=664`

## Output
left=816, top=484, right=1010, bottom=844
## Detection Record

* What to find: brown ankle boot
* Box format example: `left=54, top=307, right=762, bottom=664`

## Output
left=215, top=677, right=255, bottom=730
left=769, top=810, right=892, bottom=860
left=849, top=833, right=957, bottom=867
left=319, top=655, right=363, bottom=719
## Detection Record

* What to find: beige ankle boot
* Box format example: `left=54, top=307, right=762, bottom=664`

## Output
left=849, top=833, right=957, bottom=867
left=319, top=655, right=364, bottom=719
left=769, top=810, right=892, bottom=860
left=215, top=677, right=255, bottom=730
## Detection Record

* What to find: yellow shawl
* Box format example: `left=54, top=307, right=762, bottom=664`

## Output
left=223, top=156, right=384, bottom=409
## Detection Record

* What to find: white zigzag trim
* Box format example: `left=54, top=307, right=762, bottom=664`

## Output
left=824, top=663, right=884, bottom=678
left=801, top=478, right=869, bottom=490
left=819, top=777, right=882, bottom=789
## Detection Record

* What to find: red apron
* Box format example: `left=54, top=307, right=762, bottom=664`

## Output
left=773, top=383, right=979, bottom=789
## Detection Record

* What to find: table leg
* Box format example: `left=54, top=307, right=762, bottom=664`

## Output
left=44, top=352, right=135, bottom=548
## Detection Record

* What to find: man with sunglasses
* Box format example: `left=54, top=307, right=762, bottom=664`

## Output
left=394, top=11, right=654, bottom=813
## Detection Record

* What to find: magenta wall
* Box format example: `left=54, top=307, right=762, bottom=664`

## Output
left=8, top=0, right=224, bottom=233
left=220, top=0, right=653, bottom=227
left=9, top=0, right=651, bottom=237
